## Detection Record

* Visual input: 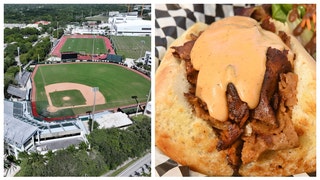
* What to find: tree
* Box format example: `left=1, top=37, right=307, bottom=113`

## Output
left=17, top=152, right=46, bottom=176
left=44, top=149, right=80, bottom=176
left=53, top=29, right=64, bottom=39
left=88, top=118, right=99, bottom=132
left=128, top=115, right=151, bottom=156
left=45, top=150, right=54, bottom=161
left=4, top=54, right=16, bottom=72
left=78, top=141, right=89, bottom=151
left=6, top=66, right=19, bottom=76
left=87, top=128, right=124, bottom=169
left=4, top=43, right=18, bottom=57
left=21, top=27, right=39, bottom=36
left=87, top=115, right=151, bottom=170
left=19, top=53, right=29, bottom=65
left=43, top=148, right=106, bottom=176
left=25, top=34, right=38, bottom=43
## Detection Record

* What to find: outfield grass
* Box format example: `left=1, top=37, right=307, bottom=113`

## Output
left=33, top=63, right=150, bottom=117
left=49, top=90, right=86, bottom=107
left=110, top=36, right=151, bottom=59
left=60, top=38, right=107, bottom=54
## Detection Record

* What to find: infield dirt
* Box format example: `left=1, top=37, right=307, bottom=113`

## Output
left=45, top=82, right=105, bottom=112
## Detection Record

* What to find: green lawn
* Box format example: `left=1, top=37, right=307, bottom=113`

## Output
left=33, top=63, right=150, bottom=117
left=60, top=38, right=107, bottom=54
left=110, top=36, right=151, bottom=59
left=49, top=90, right=86, bottom=107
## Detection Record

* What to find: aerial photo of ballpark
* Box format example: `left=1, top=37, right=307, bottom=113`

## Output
left=4, top=4, right=151, bottom=177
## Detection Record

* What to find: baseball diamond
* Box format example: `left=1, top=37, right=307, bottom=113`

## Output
left=31, top=63, right=151, bottom=121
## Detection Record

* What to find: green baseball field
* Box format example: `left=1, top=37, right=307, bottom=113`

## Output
left=60, top=38, right=107, bottom=54
left=32, top=63, right=151, bottom=118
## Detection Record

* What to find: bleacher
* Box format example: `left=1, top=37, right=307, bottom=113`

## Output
left=4, top=100, right=89, bottom=156
left=13, top=101, right=24, bottom=117
left=4, top=101, right=38, bottom=150
left=26, top=101, right=32, bottom=114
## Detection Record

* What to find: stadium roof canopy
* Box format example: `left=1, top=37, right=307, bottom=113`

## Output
left=15, top=71, right=31, bottom=87
left=4, top=101, right=38, bottom=148
left=7, top=85, right=27, bottom=99
left=95, top=112, right=133, bottom=129
left=4, top=100, right=89, bottom=149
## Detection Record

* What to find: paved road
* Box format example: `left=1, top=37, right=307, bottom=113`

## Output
left=117, top=153, right=151, bottom=177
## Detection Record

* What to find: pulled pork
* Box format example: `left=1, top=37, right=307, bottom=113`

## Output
left=172, top=32, right=299, bottom=174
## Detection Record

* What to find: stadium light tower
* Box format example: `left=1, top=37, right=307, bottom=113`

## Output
left=91, top=87, right=99, bottom=132
left=17, top=47, right=21, bottom=80
left=92, top=36, right=95, bottom=61
left=56, top=21, right=58, bottom=38
left=131, top=95, right=139, bottom=116
left=139, top=40, right=145, bottom=59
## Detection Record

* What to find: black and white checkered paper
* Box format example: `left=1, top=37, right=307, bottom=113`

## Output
left=155, top=4, right=254, bottom=67
left=155, top=146, right=314, bottom=177
left=155, top=147, right=205, bottom=177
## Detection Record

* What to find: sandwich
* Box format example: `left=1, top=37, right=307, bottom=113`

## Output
left=155, top=15, right=315, bottom=176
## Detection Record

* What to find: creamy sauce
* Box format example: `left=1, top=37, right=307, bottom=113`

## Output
left=190, top=16, right=293, bottom=121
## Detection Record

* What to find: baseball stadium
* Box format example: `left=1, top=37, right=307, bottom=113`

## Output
left=4, top=33, right=151, bottom=159
left=33, top=34, right=151, bottom=121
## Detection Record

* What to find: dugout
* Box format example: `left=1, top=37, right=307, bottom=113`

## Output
left=61, top=52, right=78, bottom=62
left=106, top=54, right=123, bottom=63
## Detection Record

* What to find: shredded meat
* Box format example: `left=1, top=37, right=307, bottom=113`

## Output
left=171, top=35, right=299, bottom=173
left=184, top=92, right=231, bottom=131
left=234, top=4, right=271, bottom=21
left=226, top=83, right=249, bottom=128
left=260, top=16, right=276, bottom=33
left=251, top=47, right=292, bottom=128
left=278, top=31, right=291, bottom=48
left=242, top=109, right=299, bottom=164
left=216, top=83, right=249, bottom=151
left=172, top=40, right=198, bottom=85
left=227, top=140, right=243, bottom=176
left=279, top=72, right=298, bottom=109
left=217, top=123, right=243, bottom=151
left=241, top=72, right=299, bottom=164
left=172, top=40, right=195, bottom=61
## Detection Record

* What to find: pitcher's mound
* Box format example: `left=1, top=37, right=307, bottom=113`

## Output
left=63, top=96, right=71, bottom=101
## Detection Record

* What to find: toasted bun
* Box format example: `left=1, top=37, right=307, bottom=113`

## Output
left=155, top=18, right=316, bottom=176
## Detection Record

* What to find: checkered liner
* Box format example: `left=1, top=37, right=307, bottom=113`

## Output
left=155, top=152, right=315, bottom=177
left=155, top=4, right=253, bottom=67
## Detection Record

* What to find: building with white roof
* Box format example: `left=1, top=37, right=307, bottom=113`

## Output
left=4, top=113, right=38, bottom=158
left=113, top=19, right=151, bottom=36
left=107, top=11, right=151, bottom=36
left=95, top=112, right=133, bottom=129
